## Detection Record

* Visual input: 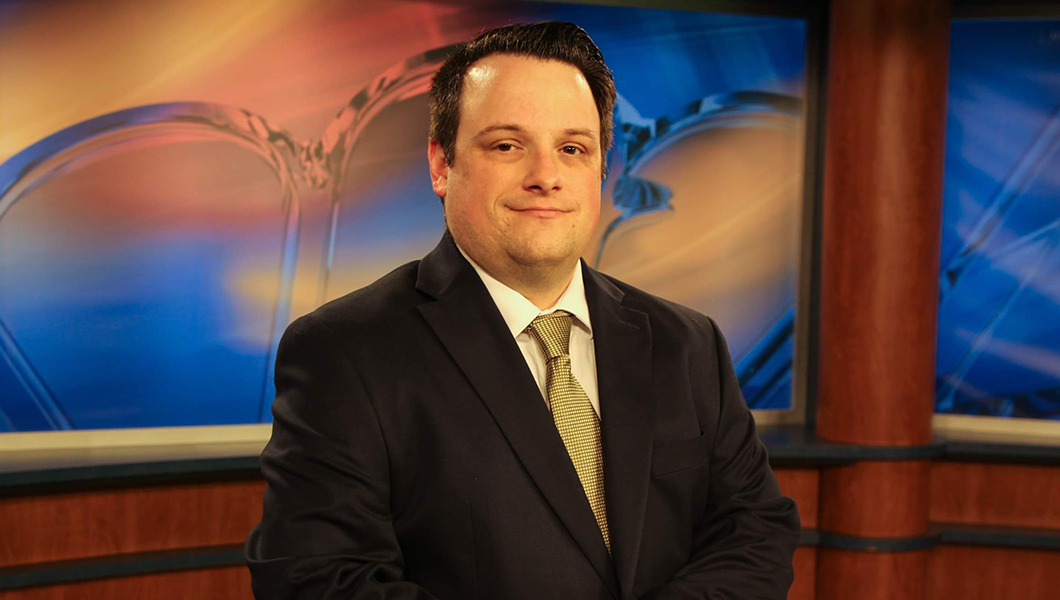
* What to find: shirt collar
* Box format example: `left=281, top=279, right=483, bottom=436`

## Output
left=457, top=243, right=593, bottom=339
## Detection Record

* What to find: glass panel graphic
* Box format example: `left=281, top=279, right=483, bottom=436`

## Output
left=0, top=1, right=809, bottom=431
left=597, top=93, right=803, bottom=409
left=936, top=19, right=1060, bottom=420
left=0, top=105, right=302, bottom=430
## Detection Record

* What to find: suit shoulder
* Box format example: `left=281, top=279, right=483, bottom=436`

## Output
left=599, top=272, right=720, bottom=342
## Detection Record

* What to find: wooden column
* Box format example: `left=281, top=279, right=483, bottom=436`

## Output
left=815, top=0, right=950, bottom=599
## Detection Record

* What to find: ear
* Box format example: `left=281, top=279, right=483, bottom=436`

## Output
left=427, top=139, right=449, bottom=199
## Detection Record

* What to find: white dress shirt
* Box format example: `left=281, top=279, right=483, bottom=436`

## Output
left=457, top=245, right=600, bottom=416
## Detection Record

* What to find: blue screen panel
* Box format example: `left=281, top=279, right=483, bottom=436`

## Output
left=937, top=19, right=1060, bottom=420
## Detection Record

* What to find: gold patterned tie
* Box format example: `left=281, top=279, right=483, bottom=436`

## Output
left=526, top=310, right=610, bottom=552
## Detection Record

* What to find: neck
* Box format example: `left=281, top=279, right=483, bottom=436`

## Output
left=462, top=248, right=578, bottom=310
left=497, top=260, right=577, bottom=310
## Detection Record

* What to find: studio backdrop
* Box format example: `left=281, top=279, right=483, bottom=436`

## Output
left=0, top=0, right=812, bottom=434
left=935, top=16, right=1060, bottom=431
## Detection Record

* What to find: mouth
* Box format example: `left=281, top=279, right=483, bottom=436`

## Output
left=507, top=206, right=572, bottom=218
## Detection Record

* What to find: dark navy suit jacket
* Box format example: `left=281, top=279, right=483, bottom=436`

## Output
left=245, top=232, right=800, bottom=599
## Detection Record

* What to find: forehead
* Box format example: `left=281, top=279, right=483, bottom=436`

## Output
left=458, top=54, right=600, bottom=134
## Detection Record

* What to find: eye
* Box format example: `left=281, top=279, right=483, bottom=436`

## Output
left=495, top=143, right=515, bottom=152
left=561, top=145, right=582, bottom=155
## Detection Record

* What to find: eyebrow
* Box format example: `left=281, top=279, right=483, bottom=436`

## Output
left=472, top=124, right=599, bottom=142
left=473, top=123, right=524, bottom=139
left=561, top=128, right=598, bottom=142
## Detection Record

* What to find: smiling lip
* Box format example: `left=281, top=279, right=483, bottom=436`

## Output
left=509, top=207, right=571, bottom=217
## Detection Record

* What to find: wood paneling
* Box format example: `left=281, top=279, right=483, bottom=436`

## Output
left=790, top=546, right=816, bottom=600
left=0, top=549, right=818, bottom=600
left=775, top=468, right=820, bottom=529
left=931, top=462, right=1060, bottom=530
left=774, top=468, right=818, bottom=599
left=0, top=481, right=266, bottom=568
left=816, top=549, right=928, bottom=600
left=0, top=566, right=251, bottom=600
left=819, top=461, right=930, bottom=537
left=927, top=545, right=1060, bottom=600
left=815, top=0, right=950, bottom=447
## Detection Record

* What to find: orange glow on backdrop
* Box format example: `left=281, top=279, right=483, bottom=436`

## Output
left=0, top=0, right=506, bottom=164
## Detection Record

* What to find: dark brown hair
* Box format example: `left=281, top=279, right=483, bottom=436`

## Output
left=428, top=21, right=616, bottom=178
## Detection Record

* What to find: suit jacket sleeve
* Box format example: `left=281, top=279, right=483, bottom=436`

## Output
left=641, top=317, right=801, bottom=600
left=245, top=314, right=439, bottom=600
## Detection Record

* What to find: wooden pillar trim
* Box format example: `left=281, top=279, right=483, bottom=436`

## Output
left=814, top=0, right=951, bottom=598
left=0, top=565, right=252, bottom=600
left=819, top=461, right=931, bottom=538
left=803, top=524, right=1060, bottom=552
left=815, top=532, right=939, bottom=553
left=774, top=468, right=821, bottom=529
left=816, top=0, right=950, bottom=447
left=928, top=546, right=1060, bottom=600
left=931, top=462, right=1060, bottom=530
left=0, top=544, right=244, bottom=592
left=937, top=526, right=1060, bottom=551
left=790, top=547, right=817, bottom=600
left=816, top=549, right=930, bottom=599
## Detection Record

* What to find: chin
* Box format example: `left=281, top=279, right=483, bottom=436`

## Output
left=507, top=243, right=578, bottom=269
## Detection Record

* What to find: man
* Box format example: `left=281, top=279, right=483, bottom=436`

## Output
left=246, top=21, right=800, bottom=600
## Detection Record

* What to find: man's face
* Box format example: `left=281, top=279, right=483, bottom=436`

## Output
left=429, top=54, right=603, bottom=276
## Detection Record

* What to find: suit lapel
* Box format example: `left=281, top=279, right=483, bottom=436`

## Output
left=584, top=265, right=654, bottom=600
left=416, top=234, right=619, bottom=599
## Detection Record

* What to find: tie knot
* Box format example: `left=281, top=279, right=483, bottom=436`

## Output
left=526, top=310, right=573, bottom=360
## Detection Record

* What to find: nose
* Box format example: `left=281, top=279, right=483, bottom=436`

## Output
left=522, top=148, right=562, bottom=194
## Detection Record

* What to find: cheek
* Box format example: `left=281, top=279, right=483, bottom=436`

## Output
left=587, top=190, right=602, bottom=217
left=446, top=171, right=501, bottom=228
left=577, top=179, right=603, bottom=222
left=464, top=166, right=518, bottom=212
left=473, top=163, right=520, bottom=192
